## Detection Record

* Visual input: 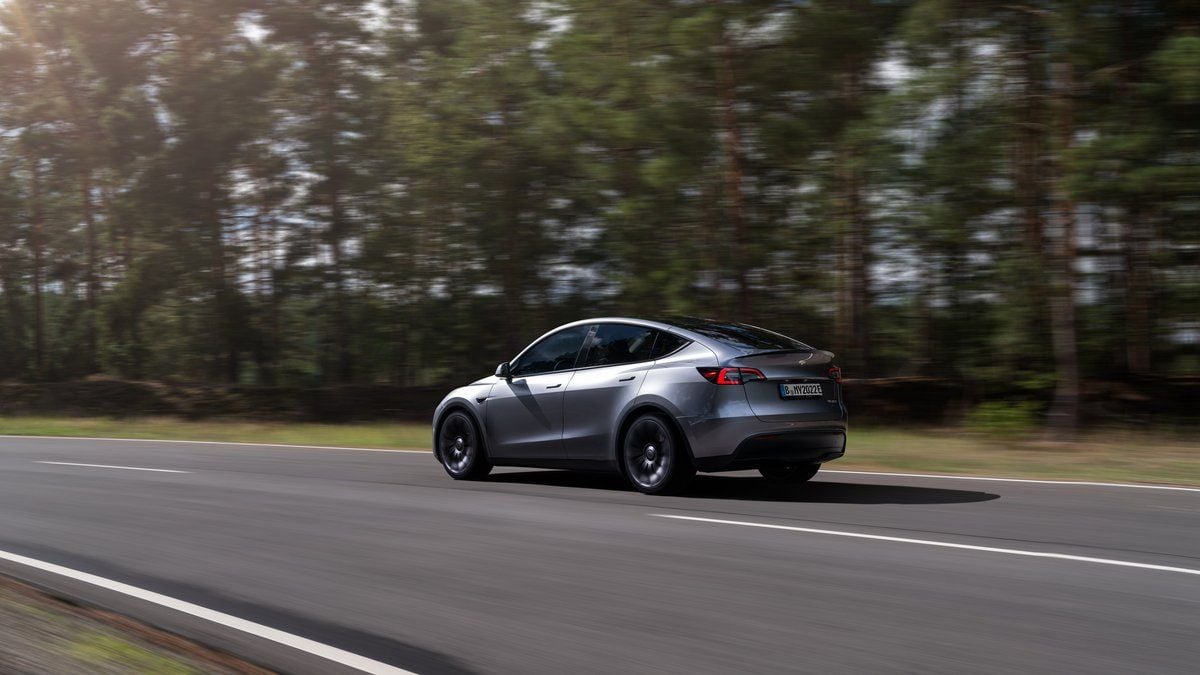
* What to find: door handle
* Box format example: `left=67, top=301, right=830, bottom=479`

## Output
left=546, top=383, right=562, bottom=389
left=618, top=376, right=635, bottom=382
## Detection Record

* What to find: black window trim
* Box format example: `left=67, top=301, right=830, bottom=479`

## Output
left=651, top=330, right=691, bottom=360
left=508, top=322, right=692, bottom=378
left=571, top=323, right=693, bottom=371
left=578, top=322, right=658, bottom=369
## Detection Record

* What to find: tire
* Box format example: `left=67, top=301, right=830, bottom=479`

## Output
left=621, top=413, right=694, bottom=495
left=437, top=411, right=492, bottom=480
left=758, top=462, right=820, bottom=483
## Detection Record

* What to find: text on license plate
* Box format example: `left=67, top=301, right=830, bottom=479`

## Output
left=779, top=383, right=823, bottom=398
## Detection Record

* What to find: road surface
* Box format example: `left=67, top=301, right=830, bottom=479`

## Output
left=0, top=436, right=1196, bottom=674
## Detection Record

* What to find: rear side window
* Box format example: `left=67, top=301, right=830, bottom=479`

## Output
left=651, top=332, right=689, bottom=358
left=581, top=324, right=657, bottom=367
left=512, top=325, right=592, bottom=377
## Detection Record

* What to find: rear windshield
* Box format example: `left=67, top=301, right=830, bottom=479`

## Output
left=659, top=317, right=811, bottom=352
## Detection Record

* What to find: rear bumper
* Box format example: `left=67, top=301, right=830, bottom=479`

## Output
left=693, top=429, right=846, bottom=472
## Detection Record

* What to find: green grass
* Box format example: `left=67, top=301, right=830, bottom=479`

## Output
left=2, top=415, right=1196, bottom=486
left=70, top=633, right=199, bottom=675
left=0, top=415, right=431, bottom=449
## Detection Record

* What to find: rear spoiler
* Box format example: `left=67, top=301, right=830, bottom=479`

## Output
left=737, top=348, right=817, bottom=358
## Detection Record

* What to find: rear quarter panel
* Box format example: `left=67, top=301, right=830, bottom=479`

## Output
left=635, top=341, right=757, bottom=460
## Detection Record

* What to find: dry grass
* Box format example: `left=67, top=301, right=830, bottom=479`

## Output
left=0, top=576, right=270, bottom=674
left=842, top=427, right=1199, bottom=486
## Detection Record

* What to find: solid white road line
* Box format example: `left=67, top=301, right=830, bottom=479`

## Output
left=822, top=469, right=1200, bottom=493
left=0, top=434, right=429, bottom=454
left=0, top=548, right=414, bottom=675
left=652, top=514, right=1200, bottom=577
left=36, top=461, right=190, bottom=474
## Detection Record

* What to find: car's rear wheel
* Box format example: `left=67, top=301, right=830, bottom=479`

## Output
left=437, top=411, right=492, bottom=480
left=622, top=413, right=694, bottom=495
left=758, top=462, right=820, bottom=483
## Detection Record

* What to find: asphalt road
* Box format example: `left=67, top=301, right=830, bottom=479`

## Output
left=0, top=436, right=1197, bottom=674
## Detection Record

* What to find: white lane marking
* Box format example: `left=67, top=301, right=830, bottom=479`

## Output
left=4, top=434, right=1196, bottom=493
left=822, top=470, right=1200, bottom=493
left=0, top=434, right=428, bottom=454
left=37, top=461, right=190, bottom=474
left=0, top=548, right=414, bottom=675
left=652, top=514, right=1200, bottom=577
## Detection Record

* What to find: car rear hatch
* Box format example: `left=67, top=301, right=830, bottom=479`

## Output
left=729, top=349, right=843, bottom=423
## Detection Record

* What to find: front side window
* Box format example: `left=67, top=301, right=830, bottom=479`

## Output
left=581, top=324, right=658, bottom=368
left=511, top=325, right=592, bottom=377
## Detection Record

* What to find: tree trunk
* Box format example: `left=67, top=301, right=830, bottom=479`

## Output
left=1123, top=206, right=1152, bottom=374
left=268, top=211, right=282, bottom=385
left=82, top=169, right=99, bottom=372
left=28, top=155, right=45, bottom=378
left=99, top=182, right=133, bottom=272
left=329, top=181, right=352, bottom=382
left=836, top=67, right=871, bottom=376
left=1047, top=59, right=1080, bottom=432
left=315, top=49, right=352, bottom=384
left=847, top=155, right=870, bottom=376
left=252, top=199, right=275, bottom=384
left=497, top=96, right=526, bottom=358
left=1014, top=10, right=1048, bottom=367
left=1115, top=3, right=1152, bottom=375
left=716, top=28, right=751, bottom=322
left=207, top=174, right=238, bottom=383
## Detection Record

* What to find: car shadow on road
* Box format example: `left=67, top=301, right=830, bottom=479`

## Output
left=486, top=470, right=1000, bottom=504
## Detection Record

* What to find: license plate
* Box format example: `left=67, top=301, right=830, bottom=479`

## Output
left=779, top=383, right=823, bottom=398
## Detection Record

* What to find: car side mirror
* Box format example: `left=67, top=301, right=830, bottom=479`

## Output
left=495, top=362, right=511, bottom=380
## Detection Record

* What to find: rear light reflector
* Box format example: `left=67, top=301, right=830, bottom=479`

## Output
left=828, top=366, right=842, bottom=382
left=697, top=367, right=765, bottom=385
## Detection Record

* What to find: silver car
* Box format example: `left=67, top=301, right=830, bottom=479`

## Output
left=432, top=317, right=847, bottom=494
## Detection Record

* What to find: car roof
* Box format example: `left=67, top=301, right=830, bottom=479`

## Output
left=537, top=316, right=683, bottom=338
left=534, top=316, right=800, bottom=359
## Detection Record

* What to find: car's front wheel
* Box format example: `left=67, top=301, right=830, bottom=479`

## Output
left=758, top=462, right=820, bottom=483
left=437, top=411, right=492, bottom=480
left=621, top=413, right=694, bottom=495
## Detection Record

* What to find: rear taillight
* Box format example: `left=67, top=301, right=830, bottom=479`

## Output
left=697, top=367, right=765, bottom=385
left=828, top=366, right=842, bottom=383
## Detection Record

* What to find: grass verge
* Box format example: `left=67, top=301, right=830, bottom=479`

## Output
left=842, top=427, right=1198, bottom=487
left=2, top=415, right=1196, bottom=486
left=0, top=416, right=430, bottom=449
left=0, top=575, right=270, bottom=674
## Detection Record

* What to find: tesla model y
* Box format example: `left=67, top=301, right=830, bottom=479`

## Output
left=433, top=317, right=846, bottom=494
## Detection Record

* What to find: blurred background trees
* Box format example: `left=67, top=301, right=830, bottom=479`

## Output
left=0, top=0, right=1196, bottom=426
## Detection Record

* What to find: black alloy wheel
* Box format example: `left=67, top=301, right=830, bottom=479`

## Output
left=438, top=411, right=492, bottom=480
left=622, top=413, right=694, bottom=495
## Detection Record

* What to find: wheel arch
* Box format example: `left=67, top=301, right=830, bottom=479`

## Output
left=433, top=402, right=488, bottom=462
left=613, top=402, right=694, bottom=477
